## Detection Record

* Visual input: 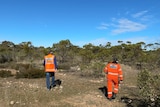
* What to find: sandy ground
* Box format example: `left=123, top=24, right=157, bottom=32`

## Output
left=0, top=71, right=128, bottom=107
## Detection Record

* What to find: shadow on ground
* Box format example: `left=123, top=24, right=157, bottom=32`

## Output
left=51, top=79, right=62, bottom=89
left=55, top=79, right=62, bottom=86
left=98, top=86, right=108, bottom=98
left=120, top=96, right=149, bottom=107
left=98, top=86, right=149, bottom=107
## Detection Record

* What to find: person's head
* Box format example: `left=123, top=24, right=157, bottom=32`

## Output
left=112, top=58, right=118, bottom=63
left=48, top=50, right=53, bottom=54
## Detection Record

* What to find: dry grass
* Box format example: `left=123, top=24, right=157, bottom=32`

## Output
left=0, top=64, right=139, bottom=107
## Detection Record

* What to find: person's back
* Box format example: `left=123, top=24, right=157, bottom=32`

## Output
left=106, top=62, right=121, bottom=73
left=44, top=53, right=56, bottom=72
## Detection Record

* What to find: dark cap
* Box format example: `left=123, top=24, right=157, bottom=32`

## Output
left=113, top=58, right=118, bottom=63
left=49, top=50, right=53, bottom=54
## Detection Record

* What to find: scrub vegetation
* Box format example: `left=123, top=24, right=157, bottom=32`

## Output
left=0, top=40, right=160, bottom=107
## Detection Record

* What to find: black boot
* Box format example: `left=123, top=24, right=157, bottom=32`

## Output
left=112, top=93, right=116, bottom=99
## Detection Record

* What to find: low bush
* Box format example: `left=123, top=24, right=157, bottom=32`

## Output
left=0, top=63, right=8, bottom=68
left=0, top=70, right=13, bottom=78
left=15, top=63, right=45, bottom=79
left=137, top=69, right=160, bottom=106
left=16, top=68, right=45, bottom=79
left=58, top=63, right=70, bottom=70
left=80, top=62, right=105, bottom=78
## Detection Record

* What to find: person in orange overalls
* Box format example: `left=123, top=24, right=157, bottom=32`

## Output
left=104, top=58, right=123, bottom=101
left=43, top=51, right=58, bottom=90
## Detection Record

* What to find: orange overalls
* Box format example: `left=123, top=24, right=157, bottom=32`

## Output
left=104, top=62, right=123, bottom=99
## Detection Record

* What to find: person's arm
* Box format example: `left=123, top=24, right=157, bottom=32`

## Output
left=43, top=59, right=45, bottom=66
left=118, top=64, right=123, bottom=83
left=54, top=57, right=58, bottom=69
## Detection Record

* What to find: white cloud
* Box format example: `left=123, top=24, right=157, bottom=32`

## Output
left=111, top=18, right=146, bottom=35
left=97, top=23, right=109, bottom=30
left=132, top=10, right=148, bottom=18
left=132, top=10, right=153, bottom=21
left=97, top=16, right=147, bottom=35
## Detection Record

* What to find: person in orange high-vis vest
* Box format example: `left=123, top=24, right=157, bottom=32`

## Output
left=43, top=51, right=58, bottom=90
left=104, top=58, right=123, bottom=101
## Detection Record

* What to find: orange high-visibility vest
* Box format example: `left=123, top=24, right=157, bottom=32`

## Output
left=44, top=54, right=56, bottom=72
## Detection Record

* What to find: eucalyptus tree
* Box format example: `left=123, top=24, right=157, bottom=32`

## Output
left=126, top=41, right=132, bottom=45
left=105, top=42, right=111, bottom=48
left=18, top=41, right=34, bottom=62
left=117, top=40, right=123, bottom=44
left=0, top=41, right=15, bottom=51
left=144, top=43, right=154, bottom=50
left=133, top=42, right=145, bottom=63
left=153, top=42, right=160, bottom=50
left=79, top=43, right=94, bottom=64
left=110, top=45, right=122, bottom=61
left=52, top=39, right=73, bottom=63
left=0, top=41, right=15, bottom=63
left=96, top=46, right=110, bottom=62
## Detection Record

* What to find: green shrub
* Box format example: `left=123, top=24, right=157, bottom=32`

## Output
left=0, top=54, right=13, bottom=63
left=80, top=62, right=104, bottom=78
left=58, top=63, right=70, bottom=70
left=16, top=68, right=45, bottom=79
left=0, top=63, right=8, bottom=68
left=137, top=69, right=160, bottom=106
left=15, top=63, right=45, bottom=79
left=0, top=70, right=13, bottom=78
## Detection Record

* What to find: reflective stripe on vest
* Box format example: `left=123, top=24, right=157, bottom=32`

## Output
left=108, top=72, right=118, bottom=76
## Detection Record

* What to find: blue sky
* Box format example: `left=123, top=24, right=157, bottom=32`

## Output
left=0, top=0, right=160, bottom=47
